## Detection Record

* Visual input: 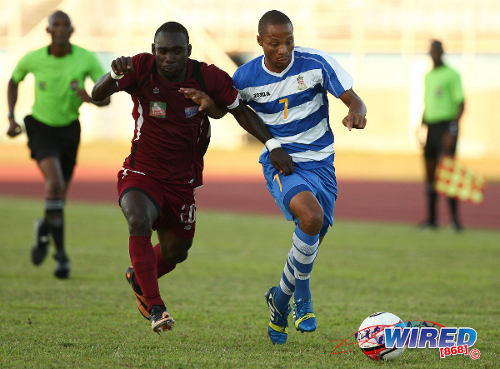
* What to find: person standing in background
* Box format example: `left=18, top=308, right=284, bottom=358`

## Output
left=6, top=10, right=110, bottom=278
left=420, top=40, right=465, bottom=231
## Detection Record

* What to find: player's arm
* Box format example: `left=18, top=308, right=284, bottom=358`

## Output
left=75, top=86, right=110, bottom=106
left=178, top=87, right=228, bottom=119
left=339, top=89, right=367, bottom=131
left=91, top=56, right=133, bottom=101
left=229, top=103, right=294, bottom=175
left=6, top=78, right=22, bottom=138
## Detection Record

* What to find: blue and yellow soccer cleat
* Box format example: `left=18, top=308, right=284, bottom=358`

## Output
left=293, top=297, right=317, bottom=332
left=265, top=286, right=292, bottom=344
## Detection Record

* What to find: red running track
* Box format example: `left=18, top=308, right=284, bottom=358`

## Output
left=1, top=177, right=499, bottom=229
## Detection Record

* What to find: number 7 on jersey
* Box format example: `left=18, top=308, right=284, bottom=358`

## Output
left=279, top=98, right=288, bottom=120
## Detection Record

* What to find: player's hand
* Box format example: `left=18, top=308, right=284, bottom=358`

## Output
left=178, top=88, right=214, bottom=111
left=7, top=119, right=22, bottom=138
left=416, top=123, right=427, bottom=149
left=342, top=110, right=367, bottom=131
left=339, top=89, right=367, bottom=131
left=75, top=88, right=92, bottom=103
left=111, top=56, right=133, bottom=77
left=270, top=148, right=294, bottom=175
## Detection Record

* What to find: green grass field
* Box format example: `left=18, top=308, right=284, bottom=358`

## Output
left=0, top=196, right=499, bottom=369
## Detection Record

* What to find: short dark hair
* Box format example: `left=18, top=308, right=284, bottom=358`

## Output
left=431, top=39, right=443, bottom=51
left=48, top=10, right=71, bottom=26
left=258, top=10, right=292, bottom=35
left=154, top=22, right=189, bottom=43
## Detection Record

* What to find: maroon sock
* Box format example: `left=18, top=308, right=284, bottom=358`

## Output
left=129, top=236, right=164, bottom=310
left=153, top=243, right=176, bottom=278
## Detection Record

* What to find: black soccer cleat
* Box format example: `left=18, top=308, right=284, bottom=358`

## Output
left=31, top=219, right=50, bottom=265
left=53, top=252, right=70, bottom=279
left=149, top=305, right=175, bottom=334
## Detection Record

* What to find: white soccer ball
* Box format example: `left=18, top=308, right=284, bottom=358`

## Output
left=356, top=312, right=406, bottom=361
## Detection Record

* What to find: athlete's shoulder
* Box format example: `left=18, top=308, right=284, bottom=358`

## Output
left=197, top=60, right=229, bottom=78
left=131, top=53, right=155, bottom=75
left=71, top=44, right=92, bottom=54
left=71, top=45, right=101, bottom=64
left=294, top=46, right=338, bottom=66
left=233, top=55, right=264, bottom=89
left=132, top=52, right=154, bottom=64
left=443, top=64, right=461, bottom=77
left=21, top=46, right=48, bottom=60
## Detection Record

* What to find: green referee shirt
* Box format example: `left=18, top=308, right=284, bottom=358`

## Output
left=423, top=64, right=464, bottom=124
left=11, top=44, right=105, bottom=127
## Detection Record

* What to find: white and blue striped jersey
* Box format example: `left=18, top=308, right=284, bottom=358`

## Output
left=233, top=46, right=353, bottom=169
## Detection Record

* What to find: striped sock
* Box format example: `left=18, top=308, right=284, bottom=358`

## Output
left=45, top=199, right=65, bottom=255
left=292, top=225, right=319, bottom=301
left=274, top=248, right=295, bottom=312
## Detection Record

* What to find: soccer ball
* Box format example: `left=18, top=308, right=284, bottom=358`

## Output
left=356, top=312, right=406, bottom=361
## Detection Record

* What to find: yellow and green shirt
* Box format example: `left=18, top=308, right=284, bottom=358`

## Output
left=11, top=44, right=105, bottom=127
left=423, top=64, right=464, bottom=124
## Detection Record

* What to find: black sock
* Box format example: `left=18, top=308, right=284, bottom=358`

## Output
left=45, top=199, right=65, bottom=256
left=426, top=184, right=437, bottom=224
left=448, top=198, right=459, bottom=223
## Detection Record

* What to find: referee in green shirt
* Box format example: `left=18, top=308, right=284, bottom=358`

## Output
left=6, top=10, right=110, bottom=278
left=420, top=39, right=465, bottom=231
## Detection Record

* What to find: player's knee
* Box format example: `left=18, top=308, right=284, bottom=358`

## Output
left=164, top=239, right=192, bottom=264
left=45, top=179, right=65, bottom=198
left=126, top=212, right=153, bottom=236
left=299, top=209, right=324, bottom=235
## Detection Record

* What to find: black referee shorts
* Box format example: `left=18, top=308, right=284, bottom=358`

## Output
left=424, top=120, right=457, bottom=159
left=24, top=115, right=81, bottom=181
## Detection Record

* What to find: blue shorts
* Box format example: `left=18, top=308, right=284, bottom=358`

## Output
left=262, top=162, right=338, bottom=237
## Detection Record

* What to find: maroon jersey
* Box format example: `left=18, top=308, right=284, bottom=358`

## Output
left=117, top=53, right=239, bottom=184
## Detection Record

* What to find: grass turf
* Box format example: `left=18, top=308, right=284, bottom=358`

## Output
left=0, top=196, right=498, bottom=368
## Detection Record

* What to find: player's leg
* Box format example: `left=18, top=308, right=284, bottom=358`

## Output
left=120, top=190, right=171, bottom=331
left=156, top=228, right=193, bottom=272
left=46, top=120, right=80, bottom=278
left=442, top=124, right=462, bottom=231
left=288, top=191, right=322, bottom=332
left=423, top=156, right=438, bottom=227
left=262, top=164, right=324, bottom=341
left=422, top=124, right=439, bottom=228
left=37, top=157, right=70, bottom=277
left=23, top=116, right=63, bottom=269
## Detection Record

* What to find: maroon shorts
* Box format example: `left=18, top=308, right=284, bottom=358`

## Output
left=117, top=168, right=196, bottom=239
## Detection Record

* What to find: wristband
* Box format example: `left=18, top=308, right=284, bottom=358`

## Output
left=7, top=112, right=14, bottom=119
left=110, top=70, right=124, bottom=80
left=265, top=138, right=282, bottom=152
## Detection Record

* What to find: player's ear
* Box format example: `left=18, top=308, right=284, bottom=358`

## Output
left=257, top=35, right=263, bottom=47
left=151, top=43, right=156, bottom=55
left=187, top=44, right=192, bottom=57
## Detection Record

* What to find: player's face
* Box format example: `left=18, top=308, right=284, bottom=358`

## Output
left=430, top=43, right=443, bottom=65
left=153, top=31, right=192, bottom=81
left=258, top=23, right=294, bottom=73
left=46, top=13, right=73, bottom=46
